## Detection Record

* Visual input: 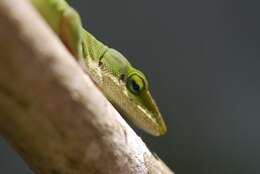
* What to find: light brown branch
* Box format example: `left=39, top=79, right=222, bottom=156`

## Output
left=0, top=0, right=174, bottom=173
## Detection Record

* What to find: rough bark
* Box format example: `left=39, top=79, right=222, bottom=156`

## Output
left=0, top=0, right=174, bottom=173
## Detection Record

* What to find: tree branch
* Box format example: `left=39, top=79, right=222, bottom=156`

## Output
left=0, top=0, right=174, bottom=173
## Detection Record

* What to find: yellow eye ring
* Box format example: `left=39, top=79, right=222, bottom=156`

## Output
left=126, top=74, right=144, bottom=94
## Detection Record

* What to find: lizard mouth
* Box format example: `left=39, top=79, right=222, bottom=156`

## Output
left=110, top=88, right=167, bottom=136
left=118, top=87, right=167, bottom=136
left=136, top=90, right=167, bottom=136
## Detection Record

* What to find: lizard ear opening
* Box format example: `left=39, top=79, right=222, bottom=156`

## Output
left=126, top=74, right=145, bottom=94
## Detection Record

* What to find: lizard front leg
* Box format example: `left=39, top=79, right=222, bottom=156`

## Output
left=31, top=0, right=84, bottom=60
left=59, top=6, right=83, bottom=60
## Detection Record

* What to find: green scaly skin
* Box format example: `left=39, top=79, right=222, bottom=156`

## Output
left=30, top=0, right=167, bottom=136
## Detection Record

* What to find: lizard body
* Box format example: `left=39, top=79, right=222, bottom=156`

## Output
left=30, top=0, right=167, bottom=136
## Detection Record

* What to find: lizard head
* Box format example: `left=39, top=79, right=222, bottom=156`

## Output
left=99, top=49, right=167, bottom=136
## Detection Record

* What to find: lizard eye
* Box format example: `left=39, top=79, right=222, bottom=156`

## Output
left=127, top=74, right=144, bottom=94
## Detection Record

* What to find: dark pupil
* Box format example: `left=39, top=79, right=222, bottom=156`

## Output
left=131, top=80, right=140, bottom=92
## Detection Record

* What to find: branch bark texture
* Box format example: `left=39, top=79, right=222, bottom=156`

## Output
left=0, top=0, right=174, bottom=173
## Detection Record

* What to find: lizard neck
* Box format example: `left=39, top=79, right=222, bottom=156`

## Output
left=82, top=29, right=108, bottom=62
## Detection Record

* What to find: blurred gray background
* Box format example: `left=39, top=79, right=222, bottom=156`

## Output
left=1, top=0, right=260, bottom=173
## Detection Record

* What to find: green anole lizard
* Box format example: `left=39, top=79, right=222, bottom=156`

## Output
left=30, top=0, right=167, bottom=136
